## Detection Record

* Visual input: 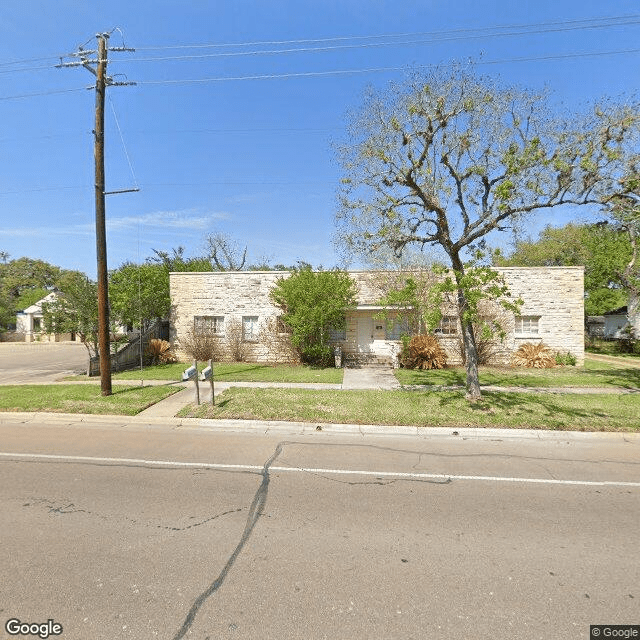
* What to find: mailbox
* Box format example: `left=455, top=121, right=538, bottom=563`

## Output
left=200, top=365, right=212, bottom=381
left=181, top=365, right=197, bottom=381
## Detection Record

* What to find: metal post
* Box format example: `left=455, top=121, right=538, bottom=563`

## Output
left=208, top=358, right=215, bottom=405
left=193, top=359, right=200, bottom=405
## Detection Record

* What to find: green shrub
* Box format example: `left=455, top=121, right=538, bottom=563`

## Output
left=270, top=266, right=356, bottom=367
left=616, top=326, right=638, bottom=354
left=554, top=351, right=577, bottom=366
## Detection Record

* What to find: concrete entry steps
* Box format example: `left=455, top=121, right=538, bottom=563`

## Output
left=342, top=365, right=400, bottom=391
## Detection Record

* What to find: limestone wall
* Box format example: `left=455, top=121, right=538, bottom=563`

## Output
left=170, top=271, right=291, bottom=362
left=170, top=267, right=585, bottom=365
left=497, top=266, right=585, bottom=365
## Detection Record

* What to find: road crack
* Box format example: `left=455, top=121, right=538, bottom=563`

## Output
left=171, top=441, right=286, bottom=640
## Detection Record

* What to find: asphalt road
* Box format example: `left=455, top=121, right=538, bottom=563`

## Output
left=0, top=417, right=638, bottom=640
left=0, top=343, right=88, bottom=383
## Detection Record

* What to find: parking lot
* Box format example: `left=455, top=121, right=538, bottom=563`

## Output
left=0, top=342, right=88, bottom=383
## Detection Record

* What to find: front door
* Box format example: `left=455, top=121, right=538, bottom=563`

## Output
left=356, top=316, right=373, bottom=353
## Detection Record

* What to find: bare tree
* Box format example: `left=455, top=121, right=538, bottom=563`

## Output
left=223, top=317, right=249, bottom=362
left=336, top=65, right=639, bottom=398
left=205, top=232, right=247, bottom=271
left=179, top=329, right=222, bottom=362
left=258, top=316, right=300, bottom=364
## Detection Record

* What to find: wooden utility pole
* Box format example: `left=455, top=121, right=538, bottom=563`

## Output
left=57, top=31, right=137, bottom=396
left=94, top=33, right=111, bottom=396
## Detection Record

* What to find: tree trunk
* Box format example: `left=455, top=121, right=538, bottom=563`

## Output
left=628, top=289, right=640, bottom=337
left=622, top=225, right=639, bottom=337
left=450, top=254, right=482, bottom=400
left=460, top=318, right=482, bottom=399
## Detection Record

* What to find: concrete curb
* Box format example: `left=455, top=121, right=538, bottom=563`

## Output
left=2, top=411, right=638, bottom=442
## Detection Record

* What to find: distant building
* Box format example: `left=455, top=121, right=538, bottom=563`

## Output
left=15, top=292, right=77, bottom=343
left=602, top=306, right=629, bottom=339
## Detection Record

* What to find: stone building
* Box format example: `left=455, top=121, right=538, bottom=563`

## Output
left=169, top=267, right=585, bottom=366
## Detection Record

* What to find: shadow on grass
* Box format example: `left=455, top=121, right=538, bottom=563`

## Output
left=399, top=367, right=466, bottom=386
left=436, top=390, right=610, bottom=423
left=585, top=367, right=640, bottom=389
left=110, top=385, right=177, bottom=399
left=216, top=365, right=268, bottom=376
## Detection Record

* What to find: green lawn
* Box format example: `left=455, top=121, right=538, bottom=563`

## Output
left=178, top=387, right=640, bottom=431
left=0, top=384, right=183, bottom=416
left=112, top=362, right=343, bottom=384
left=586, top=338, right=640, bottom=359
left=394, top=358, right=640, bottom=390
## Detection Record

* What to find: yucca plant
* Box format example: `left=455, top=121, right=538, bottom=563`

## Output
left=402, top=334, right=448, bottom=370
left=512, top=342, right=556, bottom=368
left=146, top=338, right=177, bottom=365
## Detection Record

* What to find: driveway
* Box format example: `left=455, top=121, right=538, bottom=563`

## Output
left=0, top=342, right=88, bottom=383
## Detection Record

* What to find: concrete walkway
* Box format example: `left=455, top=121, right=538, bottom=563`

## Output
left=139, top=366, right=401, bottom=417
left=138, top=380, right=342, bottom=417
left=342, top=365, right=401, bottom=390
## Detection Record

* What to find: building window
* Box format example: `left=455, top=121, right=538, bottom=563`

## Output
left=32, top=317, right=42, bottom=332
left=242, top=316, right=259, bottom=342
left=386, top=317, right=411, bottom=340
left=194, top=315, right=225, bottom=335
left=434, top=316, right=458, bottom=335
left=329, top=326, right=346, bottom=341
left=515, top=315, right=540, bottom=335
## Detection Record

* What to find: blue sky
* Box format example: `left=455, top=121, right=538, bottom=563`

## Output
left=1, top=0, right=639, bottom=277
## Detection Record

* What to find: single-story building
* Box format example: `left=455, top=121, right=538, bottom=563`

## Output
left=170, top=267, right=585, bottom=366
left=585, top=315, right=605, bottom=338
left=15, top=292, right=78, bottom=343
left=602, top=306, right=629, bottom=339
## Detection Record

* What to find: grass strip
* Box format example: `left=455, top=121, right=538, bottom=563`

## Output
left=394, top=359, right=640, bottom=390
left=0, top=384, right=183, bottom=416
left=178, top=387, right=640, bottom=432
left=111, top=362, right=343, bottom=384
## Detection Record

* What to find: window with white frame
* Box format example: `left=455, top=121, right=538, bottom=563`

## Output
left=242, top=315, right=259, bottom=342
left=434, top=315, right=458, bottom=335
left=194, top=315, right=225, bottom=335
left=515, top=315, right=540, bottom=335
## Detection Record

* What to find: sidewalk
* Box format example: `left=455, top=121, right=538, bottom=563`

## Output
left=138, top=380, right=342, bottom=417
left=138, top=366, right=640, bottom=419
left=140, top=366, right=402, bottom=417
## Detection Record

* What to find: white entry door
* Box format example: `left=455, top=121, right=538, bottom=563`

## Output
left=356, top=316, right=373, bottom=353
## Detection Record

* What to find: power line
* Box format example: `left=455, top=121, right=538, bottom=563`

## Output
left=0, top=86, right=88, bottom=101
left=0, top=180, right=336, bottom=197
left=0, top=13, right=638, bottom=70
left=108, top=94, right=139, bottom=192
left=2, top=45, right=637, bottom=101
left=133, top=14, right=640, bottom=51
left=118, top=19, right=640, bottom=64
left=0, top=54, right=74, bottom=68
left=0, top=63, right=62, bottom=75
left=0, top=185, right=91, bottom=196
left=134, top=48, right=640, bottom=87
